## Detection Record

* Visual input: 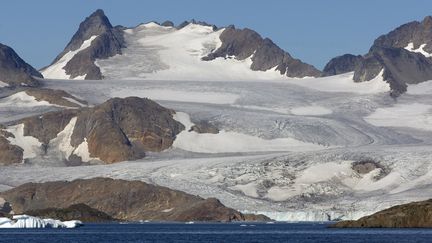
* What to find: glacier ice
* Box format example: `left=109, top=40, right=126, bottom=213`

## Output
left=0, top=215, right=82, bottom=228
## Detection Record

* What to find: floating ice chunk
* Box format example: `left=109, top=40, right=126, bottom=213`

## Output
left=0, top=215, right=82, bottom=228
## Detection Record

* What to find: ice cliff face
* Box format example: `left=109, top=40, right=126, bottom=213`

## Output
left=0, top=215, right=81, bottom=228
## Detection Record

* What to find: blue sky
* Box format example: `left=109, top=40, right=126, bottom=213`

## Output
left=0, top=0, right=431, bottom=69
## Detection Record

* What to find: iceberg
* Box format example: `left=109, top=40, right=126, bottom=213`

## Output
left=0, top=215, right=82, bottom=228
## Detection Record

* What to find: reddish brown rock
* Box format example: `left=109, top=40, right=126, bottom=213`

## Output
left=0, top=178, right=270, bottom=222
left=332, top=199, right=432, bottom=228
left=70, top=97, right=184, bottom=163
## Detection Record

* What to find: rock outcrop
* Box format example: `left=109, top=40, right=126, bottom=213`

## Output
left=70, top=97, right=184, bottom=163
left=332, top=199, right=432, bottom=228
left=0, top=43, right=43, bottom=87
left=323, top=15, right=432, bottom=96
left=353, top=47, right=432, bottom=96
left=0, top=128, right=23, bottom=165
left=19, top=109, right=78, bottom=145
left=322, top=54, right=364, bottom=76
left=189, top=121, right=219, bottom=134
left=203, top=26, right=321, bottom=78
left=24, top=204, right=114, bottom=223
left=41, top=9, right=125, bottom=79
left=24, top=88, right=88, bottom=108
left=3, top=97, right=184, bottom=164
left=0, top=178, right=271, bottom=222
left=0, top=197, right=12, bottom=217
left=371, top=16, right=432, bottom=53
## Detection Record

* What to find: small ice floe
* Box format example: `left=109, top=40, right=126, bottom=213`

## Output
left=0, top=215, right=82, bottom=228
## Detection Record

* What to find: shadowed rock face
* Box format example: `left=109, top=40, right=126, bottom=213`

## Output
left=0, top=135, right=23, bottom=165
left=323, top=15, right=432, bottom=96
left=43, top=9, right=125, bottom=79
left=353, top=47, right=432, bottom=96
left=0, top=43, right=42, bottom=87
left=202, top=26, right=321, bottom=78
left=190, top=121, right=219, bottom=134
left=70, top=97, right=184, bottom=163
left=322, top=54, right=364, bottom=76
left=19, top=109, right=79, bottom=145
left=332, top=199, right=432, bottom=228
left=0, top=178, right=270, bottom=222
left=0, top=197, right=12, bottom=217
left=371, top=16, right=432, bottom=53
left=24, top=203, right=114, bottom=223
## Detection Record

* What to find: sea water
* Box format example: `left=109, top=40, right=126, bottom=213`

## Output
left=0, top=222, right=431, bottom=242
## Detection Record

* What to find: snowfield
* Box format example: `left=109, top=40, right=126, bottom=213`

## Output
left=1, top=58, right=432, bottom=221
left=95, top=23, right=287, bottom=81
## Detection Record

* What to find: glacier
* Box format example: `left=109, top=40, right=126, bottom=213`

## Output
left=1, top=68, right=432, bottom=221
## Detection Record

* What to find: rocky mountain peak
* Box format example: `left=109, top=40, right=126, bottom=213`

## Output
left=0, top=43, right=42, bottom=87
left=42, top=9, right=125, bottom=80
left=65, top=9, right=113, bottom=53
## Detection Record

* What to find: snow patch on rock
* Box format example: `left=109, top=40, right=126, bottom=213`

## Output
left=42, top=35, right=98, bottom=80
left=6, top=124, right=41, bottom=161
left=0, top=92, right=52, bottom=108
left=404, top=42, right=432, bottom=58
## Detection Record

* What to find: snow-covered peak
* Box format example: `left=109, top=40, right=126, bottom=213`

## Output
left=140, top=21, right=168, bottom=29
left=178, top=22, right=217, bottom=34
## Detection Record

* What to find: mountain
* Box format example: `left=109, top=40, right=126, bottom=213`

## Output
left=41, top=9, right=321, bottom=81
left=41, top=9, right=125, bottom=80
left=0, top=43, right=43, bottom=87
left=323, top=16, right=432, bottom=96
left=332, top=199, right=432, bottom=228
left=0, top=178, right=270, bottom=222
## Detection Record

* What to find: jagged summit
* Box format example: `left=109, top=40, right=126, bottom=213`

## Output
left=371, top=15, right=432, bottom=52
left=41, top=9, right=125, bottom=80
left=323, top=15, right=432, bottom=96
left=63, top=9, right=114, bottom=53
